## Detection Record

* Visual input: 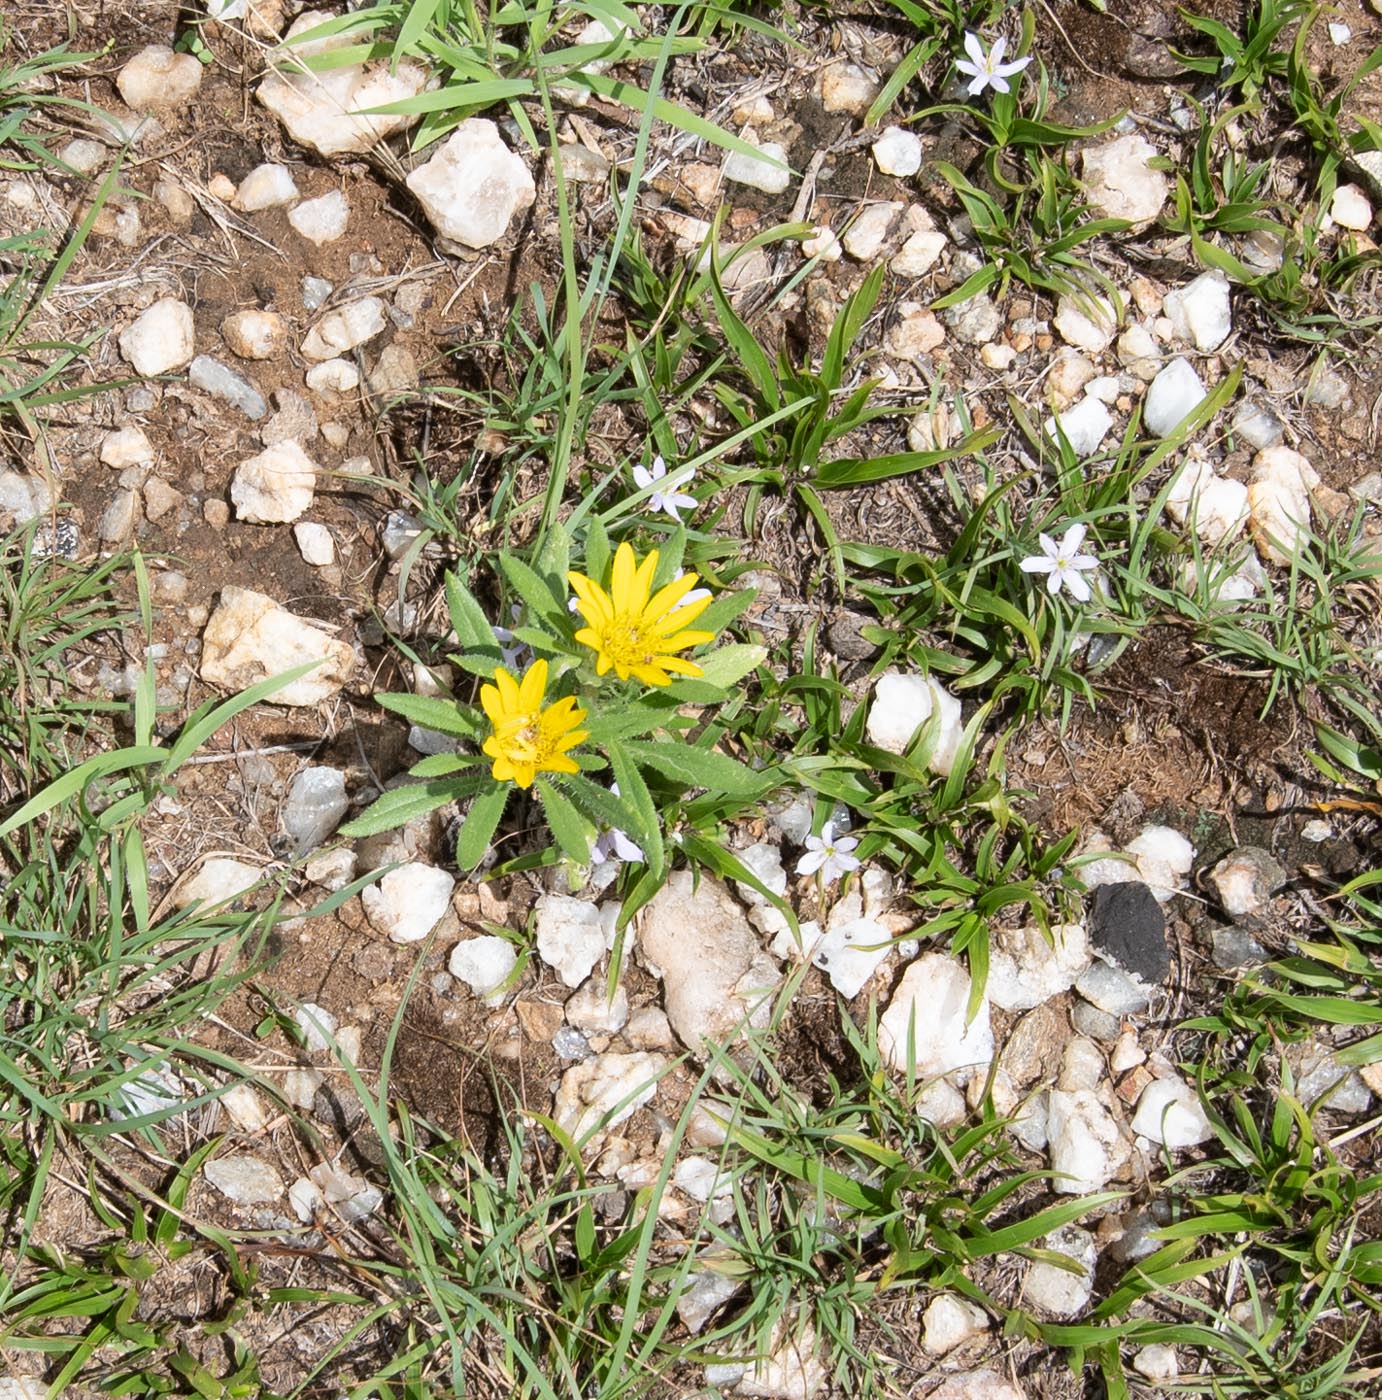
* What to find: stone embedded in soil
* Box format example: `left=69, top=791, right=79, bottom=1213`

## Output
left=361, top=862, right=455, bottom=943
left=174, top=856, right=262, bottom=909
left=1330, top=182, right=1372, bottom=230
left=865, top=670, right=963, bottom=775
left=1166, top=452, right=1249, bottom=546
left=0, top=470, right=50, bottom=527
left=447, top=936, right=519, bottom=1006
left=1163, top=270, right=1232, bottom=352
left=308, top=1162, right=383, bottom=1224
left=820, top=60, right=879, bottom=114
left=737, top=1315, right=826, bottom=1399
left=1116, top=323, right=1161, bottom=379
left=365, top=345, right=420, bottom=406
left=1126, top=824, right=1195, bottom=902
left=985, top=923, right=1090, bottom=1013
left=941, top=293, right=1001, bottom=345
left=305, top=359, right=360, bottom=394
left=1211, top=925, right=1267, bottom=970
left=116, top=45, right=204, bottom=112
left=841, top=201, right=902, bottom=261
left=60, top=137, right=106, bottom=174
left=1143, top=357, right=1207, bottom=437
left=723, top=136, right=791, bottom=195
left=872, top=126, right=922, bottom=177
left=1090, top=880, right=1169, bottom=985
left=1210, top=846, right=1286, bottom=917
left=289, top=189, right=351, bottom=244
left=203, top=1155, right=283, bottom=1205
left=800, top=225, right=842, bottom=261
left=1076, top=961, right=1150, bottom=1018
left=1047, top=1088, right=1129, bottom=1193
left=189, top=355, right=268, bottom=420
left=891, top=227, right=947, bottom=276
left=922, top=1294, right=990, bottom=1355
left=118, top=297, right=195, bottom=377
left=639, top=870, right=781, bottom=1056
left=885, top=304, right=945, bottom=360
left=1081, top=134, right=1168, bottom=229
left=1023, top=1225, right=1097, bottom=1318
left=231, top=440, right=318, bottom=523
left=1045, top=394, right=1112, bottom=457
left=878, top=952, right=993, bottom=1083
left=732, top=842, right=788, bottom=908
left=535, top=894, right=608, bottom=988
left=293, top=521, right=335, bottom=566
left=281, top=766, right=348, bottom=853
left=552, top=1050, right=666, bottom=1146
left=405, top=118, right=537, bottom=249
left=676, top=1268, right=743, bottom=1334
left=925, top=1371, right=1025, bottom=1400
left=565, top=977, right=630, bottom=1034
left=295, top=1002, right=338, bottom=1051
left=1053, top=293, right=1117, bottom=353
left=233, top=162, right=299, bottom=211
left=220, top=1082, right=269, bottom=1134
left=258, top=10, right=427, bottom=157
left=100, top=425, right=154, bottom=469
left=1249, top=444, right=1319, bottom=565
left=1133, top=1346, right=1180, bottom=1384
left=301, top=297, right=387, bottom=361
left=222, top=309, right=288, bottom=361
left=200, top=585, right=357, bottom=706
left=1290, top=1043, right=1372, bottom=1115
left=811, top=899, right=893, bottom=1000
left=1130, top=1076, right=1214, bottom=1149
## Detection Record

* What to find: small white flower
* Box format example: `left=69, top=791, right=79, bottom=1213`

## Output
left=632, top=454, right=697, bottom=524
left=955, top=31, right=1032, bottom=98
left=796, top=821, right=861, bottom=884
left=492, top=604, right=529, bottom=671
left=591, top=782, right=644, bottom=865
left=1020, top=522, right=1101, bottom=602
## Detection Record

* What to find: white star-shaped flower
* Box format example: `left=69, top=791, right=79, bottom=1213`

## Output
left=956, top=31, right=1032, bottom=98
left=1020, top=523, right=1101, bottom=602
left=591, top=782, right=645, bottom=865
left=796, top=820, right=861, bottom=884
left=632, top=454, right=697, bottom=524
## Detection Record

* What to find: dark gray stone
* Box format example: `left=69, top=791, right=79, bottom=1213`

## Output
left=1091, top=881, right=1169, bottom=985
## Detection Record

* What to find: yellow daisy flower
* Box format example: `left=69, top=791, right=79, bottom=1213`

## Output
left=567, top=542, right=716, bottom=687
left=480, top=658, right=588, bottom=789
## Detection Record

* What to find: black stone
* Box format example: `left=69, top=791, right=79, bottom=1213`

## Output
left=1090, top=881, right=1170, bottom=986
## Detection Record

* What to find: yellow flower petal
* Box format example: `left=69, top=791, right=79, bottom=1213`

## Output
left=482, top=659, right=587, bottom=788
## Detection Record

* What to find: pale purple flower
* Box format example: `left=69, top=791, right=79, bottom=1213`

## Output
left=591, top=782, right=644, bottom=865
left=956, top=31, right=1032, bottom=97
left=1019, top=523, right=1100, bottom=602
left=633, top=454, right=697, bottom=524
left=492, top=604, right=529, bottom=671
left=674, top=568, right=712, bottom=606
left=796, top=821, right=860, bottom=884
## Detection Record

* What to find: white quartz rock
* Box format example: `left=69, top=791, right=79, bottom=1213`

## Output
left=119, top=297, right=195, bottom=376
left=257, top=10, right=427, bottom=157
left=1053, top=293, right=1118, bottom=353
left=289, top=189, right=350, bottom=244
left=535, top=894, right=607, bottom=988
left=922, top=1293, right=990, bottom=1355
left=723, top=136, right=791, bottom=195
left=1081, top=134, right=1169, bottom=229
left=231, top=441, right=318, bottom=523
left=234, top=162, right=299, bottom=211
left=1249, top=444, right=1319, bottom=565
left=222, top=309, right=288, bottom=360
left=1143, top=357, right=1207, bottom=437
left=301, top=297, right=387, bottom=361
left=986, top=923, right=1090, bottom=1012
left=294, top=521, right=336, bottom=566
left=1048, top=1088, right=1129, bottom=1193
left=1045, top=394, right=1112, bottom=457
left=1126, top=824, right=1195, bottom=902
left=842, top=201, right=903, bottom=261
left=405, top=119, right=537, bottom=249
left=204, top=1155, right=283, bottom=1205
left=872, top=126, right=922, bottom=177
left=100, top=425, right=154, bottom=469
left=1024, top=1226, right=1097, bottom=1318
left=866, top=670, right=963, bottom=775
left=199, top=586, right=356, bottom=706
left=1131, top=1076, right=1214, bottom=1149
left=553, top=1051, right=666, bottom=1146
left=117, top=45, right=204, bottom=112
left=174, top=857, right=262, bottom=909
left=1163, top=271, right=1232, bottom=352
left=361, top=863, right=456, bottom=943
left=878, top=953, right=993, bottom=1082
left=1330, top=183, right=1372, bottom=231
left=1166, top=452, right=1249, bottom=545
left=449, top=936, right=518, bottom=1005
